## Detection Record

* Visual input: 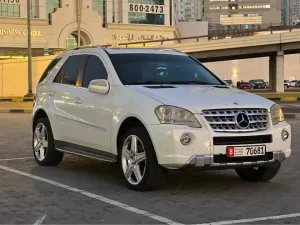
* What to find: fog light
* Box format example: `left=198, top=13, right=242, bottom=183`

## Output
left=281, top=130, right=289, bottom=141
left=180, top=133, right=191, bottom=145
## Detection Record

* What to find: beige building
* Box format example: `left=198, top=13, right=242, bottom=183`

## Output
left=0, top=0, right=180, bottom=59
left=203, top=0, right=282, bottom=30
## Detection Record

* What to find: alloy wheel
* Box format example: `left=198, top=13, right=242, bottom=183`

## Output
left=33, top=123, right=48, bottom=161
left=121, top=135, right=146, bottom=185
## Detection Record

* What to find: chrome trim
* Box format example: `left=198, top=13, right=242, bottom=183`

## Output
left=183, top=151, right=285, bottom=169
left=202, top=108, right=268, bottom=132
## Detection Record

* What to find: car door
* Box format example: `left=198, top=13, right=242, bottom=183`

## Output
left=48, top=54, right=88, bottom=144
left=68, top=53, right=113, bottom=154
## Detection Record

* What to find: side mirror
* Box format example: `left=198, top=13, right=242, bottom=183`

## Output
left=88, top=79, right=110, bottom=94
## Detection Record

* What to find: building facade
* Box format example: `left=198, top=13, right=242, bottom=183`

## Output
left=203, top=0, right=282, bottom=30
left=0, top=0, right=179, bottom=58
left=185, top=0, right=203, bottom=21
left=282, top=0, right=300, bottom=26
left=175, top=0, right=185, bottom=22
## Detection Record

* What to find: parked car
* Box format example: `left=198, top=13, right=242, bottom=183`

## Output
left=249, top=79, right=267, bottom=89
left=32, top=46, right=291, bottom=191
left=284, top=80, right=291, bottom=88
left=290, top=80, right=298, bottom=87
left=223, top=79, right=233, bottom=86
left=296, top=80, right=300, bottom=87
left=239, top=82, right=252, bottom=89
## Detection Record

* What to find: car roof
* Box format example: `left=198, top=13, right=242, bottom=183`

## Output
left=105, top=48, right=186, bottom=56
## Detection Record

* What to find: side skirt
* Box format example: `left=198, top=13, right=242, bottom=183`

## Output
left=55, top=140, right=117, bottom=163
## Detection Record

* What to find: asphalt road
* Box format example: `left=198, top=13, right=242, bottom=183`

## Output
left=1, top=114, right=300, bottom=224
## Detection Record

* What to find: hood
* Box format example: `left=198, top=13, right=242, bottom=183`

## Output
left=128, top=85, right=274, bottom=113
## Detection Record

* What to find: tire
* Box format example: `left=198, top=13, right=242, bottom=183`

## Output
left=33, top=117, right=64, bottom=166
left=235, top=163, right=281, bottom=182
left=118, top=127, right=167, bottom=191
left=284, top=84, right=288, bottom=89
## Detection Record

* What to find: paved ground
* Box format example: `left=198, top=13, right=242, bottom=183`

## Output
left=1, top=114, right=300, bottom=224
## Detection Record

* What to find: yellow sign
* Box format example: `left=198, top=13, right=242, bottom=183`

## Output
left=0, top=29, right=42, bottom=37
left=112, top=33, right=167, bottom=42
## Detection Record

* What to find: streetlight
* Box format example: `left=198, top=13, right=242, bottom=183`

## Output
left=26, top=0, right=33, bottom=97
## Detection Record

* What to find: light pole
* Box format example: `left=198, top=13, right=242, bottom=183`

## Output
left=26, top=0, right=33, bottom=97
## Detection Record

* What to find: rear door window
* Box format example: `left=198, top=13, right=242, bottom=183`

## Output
left=62, top=55, right=87, bottom=86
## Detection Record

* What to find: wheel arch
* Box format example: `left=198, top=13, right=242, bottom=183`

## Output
left=32, top=108, right=49, bottom=131
left=116, top=116, right=158, bottom=160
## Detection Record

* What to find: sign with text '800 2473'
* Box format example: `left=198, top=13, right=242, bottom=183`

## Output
left=128, top=3, right=166, bottom=14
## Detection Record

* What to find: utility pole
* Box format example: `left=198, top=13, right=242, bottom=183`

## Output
left=77, top=0, right=82, bottom=47
left=26, top=0, right=33, bottom=97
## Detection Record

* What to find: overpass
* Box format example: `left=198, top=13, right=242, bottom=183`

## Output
left=107, top=31, right=300, bottom=92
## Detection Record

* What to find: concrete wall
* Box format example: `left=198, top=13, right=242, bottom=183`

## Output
left=0, top=56, right=54, bottom=96
left=0, top=53, right=299, bottom=96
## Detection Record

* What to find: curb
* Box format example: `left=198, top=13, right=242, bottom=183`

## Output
left=0, top=109, right=32, bottom=113
left=266, top=97, right=300, bottom=102
left=284, top=113, right=300, bottom=120
left=0, top=97, right=34, bottom=102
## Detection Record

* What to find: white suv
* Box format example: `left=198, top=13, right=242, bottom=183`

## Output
left=32, top=46, right=291, bottom=191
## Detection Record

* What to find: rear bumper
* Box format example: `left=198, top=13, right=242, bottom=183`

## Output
left=181, top=151, right=286, bottom=170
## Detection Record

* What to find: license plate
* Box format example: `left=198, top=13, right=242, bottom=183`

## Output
left=227, top=145, right=266, bottom=157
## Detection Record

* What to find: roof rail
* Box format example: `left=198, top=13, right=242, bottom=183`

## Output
left=72, top=45, right=106, bottom=51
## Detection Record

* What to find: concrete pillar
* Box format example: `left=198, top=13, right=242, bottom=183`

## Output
left=269, top=51, right=284, bottom=93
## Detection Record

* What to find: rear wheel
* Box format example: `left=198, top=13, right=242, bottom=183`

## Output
left=33, top=117, right=64, bottom=166
left=119, top=127, right=167, bottom=191
left=284, top=84, right=288, bottom=89
left=235, top=163, right=281, bottom=182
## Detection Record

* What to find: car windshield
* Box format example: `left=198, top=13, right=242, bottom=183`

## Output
left=108, top=53, right=223, bottom=85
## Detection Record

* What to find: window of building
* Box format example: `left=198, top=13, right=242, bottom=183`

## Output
left=82, top=55, right=108, bottom=88
left=46, top=0, right=61, bottom=24
left=128, top=0, right=164, bottom=5
left=62, top=55, right=87, bottom=86
left=66, top=33, right=84, bottom=50
left=92, top=0, right=106, bottom=26
left=128, top=12, right=164, bottom=25
left=0, top=4, right=20, bottom=17
left=31, top=0, right=40, bottom=18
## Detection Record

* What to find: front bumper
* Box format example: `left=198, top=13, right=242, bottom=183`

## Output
left=147, top=120, right=291, bottom=170
left=182, top=151, right=285, bottom=170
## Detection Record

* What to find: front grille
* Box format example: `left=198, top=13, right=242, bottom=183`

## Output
left=213, top=152, right=273, bottom=164
left=202, top=108, right=269, bottom=132
left=213, top=135, right=272, bottom=145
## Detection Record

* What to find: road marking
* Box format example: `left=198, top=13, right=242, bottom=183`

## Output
left=196, top=213, right=300, bottom=225
left=33, top=213, right=47, bottom=225
left=0, top=165, right=183, bottom=225
left=0, top=157, right=34, bottom=161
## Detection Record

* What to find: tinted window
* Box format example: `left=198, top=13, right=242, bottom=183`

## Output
left=39, top=57, right=62, bottom=83
left=82, top=55, right=108, bottom=88
left=108, top=54, right=222, bottom=85
left=53, top=60, right=68, bottom=83
left=62, top=55, right=87, bottom=86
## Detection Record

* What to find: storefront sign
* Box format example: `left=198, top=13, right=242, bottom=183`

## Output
left=129, top=4, right=164, bottom=14
left=112, top=33, right=167, bottom=42
left=0, top=0, right=20, bottom=3
left=0, top=29, right=42, bottom=37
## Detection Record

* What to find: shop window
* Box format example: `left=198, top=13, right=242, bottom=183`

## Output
left=66, top=33, right=84, bottom=50
left=0, top=4, right=20, bottom=17
left=46, top=0, right=61, bottom=24
left=128, top=12, right=164, bottom=25
left=128, top=0, right=164, bottom=5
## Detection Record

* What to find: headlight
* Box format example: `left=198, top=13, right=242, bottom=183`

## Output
left=155, top=106, right=201, bottom=128
left=270, top=104, right=284, bottom=125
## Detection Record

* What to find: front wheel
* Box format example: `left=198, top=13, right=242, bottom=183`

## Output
left=235, top=163, right=281, bottom=182
left=118, top=127, right=167, bottom=191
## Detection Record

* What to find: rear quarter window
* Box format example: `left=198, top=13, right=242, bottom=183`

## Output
left=38, top=57, right=62, bottom=83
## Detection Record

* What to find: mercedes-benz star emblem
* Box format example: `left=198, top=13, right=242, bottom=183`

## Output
left=235, top=112, right=250, bottom=129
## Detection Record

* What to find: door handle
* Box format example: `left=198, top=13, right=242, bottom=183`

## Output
left=74, top=97, right=82, bottom=104
left=48, top=92, right=54, bottom=97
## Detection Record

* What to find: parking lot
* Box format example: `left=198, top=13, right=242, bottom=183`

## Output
left=1, top=113, right=300, bottom=224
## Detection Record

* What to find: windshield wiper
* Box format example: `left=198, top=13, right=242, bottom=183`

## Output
left=168, top=81, right=217, bottom=85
